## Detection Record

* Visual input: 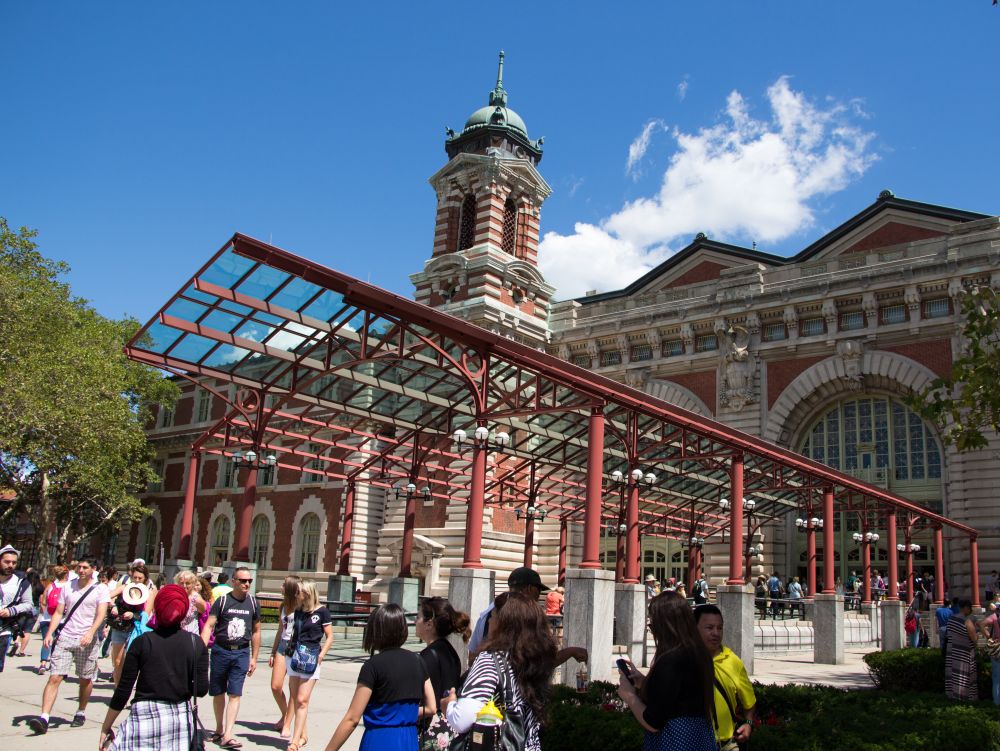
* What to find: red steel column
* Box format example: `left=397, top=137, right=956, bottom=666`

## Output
left=727, top=455, right=745, bottom=585
left=822, top=487, right=836, bottom=594
left=581, top=407, right=605, bottom=570
left=886, top=512, right=898, bottom=600
left=905, top=534, right=915, bottom=603
left=178, top=451, right=200, bottom=560
left=557, top=519, right=568, bottom=586
left=806, top=525, right=817, bottom=599
left=400, top=483, right=417, bottom=578
left=933, top=526, right=945, bottom=605
left=523, top=513, right=535, bottom=569
left=234, top=466, right=258, bottom=562
left=624, top=481, right=640, bottom=584
left=970, top=537, right=981, bottom=608
left=338, top=481, right=356, bottom=576
left=463, top=443, right=488, bottom=569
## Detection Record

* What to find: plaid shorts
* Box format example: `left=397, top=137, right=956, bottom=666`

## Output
left=49, top=637, right=102, bottom=680
left=110, top=700, right=194, bottom=751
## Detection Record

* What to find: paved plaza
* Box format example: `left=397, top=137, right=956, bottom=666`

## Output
left=0, top=631, right=876, bottom=750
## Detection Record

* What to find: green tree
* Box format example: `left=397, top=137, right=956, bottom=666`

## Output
left=909, top=286, right=1000, bottom=452
left=0, top=218, right=179, bottom=565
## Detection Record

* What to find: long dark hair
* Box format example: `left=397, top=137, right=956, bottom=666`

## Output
left=644, top=591, right=714, bottom=722
left=420, top=597, right=471, bottom=643
left=479, top=592, right=557, bottom=720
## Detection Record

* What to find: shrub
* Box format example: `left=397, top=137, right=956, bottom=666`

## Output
left=863, top=647, right=991, bottom=697
left=542, top=679, right=1000, bottom=751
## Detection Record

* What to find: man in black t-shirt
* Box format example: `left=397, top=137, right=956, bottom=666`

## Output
left=200, top=566, right=260, bottom=749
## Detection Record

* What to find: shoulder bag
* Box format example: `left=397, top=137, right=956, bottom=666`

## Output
left=186, top=632, right=206, bottom=751
left=288, top=610, right=320, bottom=675
left=450, top=652, right=528, bottom=751
left=49, top=584, right=97, bottom=651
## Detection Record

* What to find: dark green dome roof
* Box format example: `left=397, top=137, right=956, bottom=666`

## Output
left=462, top=104, right=529, bottom=138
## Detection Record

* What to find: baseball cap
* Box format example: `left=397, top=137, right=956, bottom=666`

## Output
left=508, top=566, right=549, bottom=592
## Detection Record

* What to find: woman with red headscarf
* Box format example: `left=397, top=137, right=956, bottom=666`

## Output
left=98, top=583, right=209, bottom=751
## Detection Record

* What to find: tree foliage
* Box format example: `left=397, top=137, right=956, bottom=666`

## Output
left=0, top=218, right=178, bottom=563
left=909, top=286, right=1000, bottom=452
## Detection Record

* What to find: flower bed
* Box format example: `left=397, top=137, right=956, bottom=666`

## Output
left=541, top=677, right=1000, bottom=751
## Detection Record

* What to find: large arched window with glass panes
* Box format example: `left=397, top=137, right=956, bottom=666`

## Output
left=799, top=396, right=942, bottom=506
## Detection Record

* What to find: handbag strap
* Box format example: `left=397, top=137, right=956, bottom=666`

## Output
left=713, top=676, right=735, bottom=730
left=187, top=632, right=204, bottom=744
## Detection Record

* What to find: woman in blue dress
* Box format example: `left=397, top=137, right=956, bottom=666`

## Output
left=323, top=603, right=436, bottom=751
left=617, top=591, right=717, bottom=751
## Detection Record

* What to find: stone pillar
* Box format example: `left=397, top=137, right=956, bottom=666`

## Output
left=717, top=583, right=755, bottom=676
left=813, top=593, right=845, bottom=664
left=164, top=558, right=193, bottom=582
left=562, top=567, right=615, bottom=685
left=614, top=582, right=646, bottom=666
left=326, top=574, right=356, bottom=614
left=449, top=567, right=495, bottom=632
left=388, top=577, right=421, bottom=614
left=881, top=599, right=905, bottom=651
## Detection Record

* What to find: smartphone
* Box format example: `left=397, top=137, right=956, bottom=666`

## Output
left=616, top=658, right=634, bottom=684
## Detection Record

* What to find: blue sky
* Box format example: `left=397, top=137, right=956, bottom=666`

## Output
left=2, top=2, right=997, bottom=322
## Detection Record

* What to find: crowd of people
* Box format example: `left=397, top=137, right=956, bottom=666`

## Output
left=5, top=538, right=996, bottom=751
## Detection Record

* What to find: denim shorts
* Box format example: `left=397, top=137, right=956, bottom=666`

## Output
left=209, top=646, right=251, bottom=697
left=110, top=628, right=131, bottom=645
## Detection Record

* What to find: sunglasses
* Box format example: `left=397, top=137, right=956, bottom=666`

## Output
left=235, top=578, right=253, bottom=584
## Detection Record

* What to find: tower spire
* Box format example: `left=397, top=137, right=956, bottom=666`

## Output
left=489, top=50, right=508, bottom=107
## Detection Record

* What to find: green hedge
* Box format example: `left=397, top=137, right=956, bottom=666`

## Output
left=863, top=647, right=992, bottom=697
left=541, top=679, right=1000, bottom=751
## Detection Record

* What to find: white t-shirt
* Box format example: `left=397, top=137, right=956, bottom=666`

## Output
left=58, top=578, right=111, bottom=642
left=279, top=607, right=295, bottom=642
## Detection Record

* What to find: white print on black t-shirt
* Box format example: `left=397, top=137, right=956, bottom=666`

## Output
left=311, top=614, right=320, bottom=624
left=227, top=617, right=247, bottom=642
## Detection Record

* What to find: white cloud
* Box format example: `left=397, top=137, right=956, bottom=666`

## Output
left=677, top=76, right=689, bottom=101
left=540, top=76, right=877, bottom=299
left=625, top=119, right=665, bottom=178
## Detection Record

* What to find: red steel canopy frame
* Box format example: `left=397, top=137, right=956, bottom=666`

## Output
left=125, top=234, right=980, bottom=604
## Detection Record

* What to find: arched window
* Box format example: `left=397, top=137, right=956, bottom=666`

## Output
left=502, top=197, right=518, bottom=256
left=458, top=194, right=477, bottom=251
left=250, top=515, right=270, bottom=569
left=211, top=515, right=231, bottom=567
left=298, top=513, right=320, bottom=570
left=799, top=396, right=942, bottom=491
left=141, top=517, right=159, bottom=563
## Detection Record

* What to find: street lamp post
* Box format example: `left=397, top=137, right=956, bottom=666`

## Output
left=795, top=516, right=824, bottom=598
left=608, top=468, right=655, bottom=583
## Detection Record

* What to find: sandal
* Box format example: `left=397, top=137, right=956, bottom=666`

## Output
left=287, top=743, right=299, bottom=751
left=219, top=740, right=243, bottom=750
left=207, top=732, right=223, bottom=744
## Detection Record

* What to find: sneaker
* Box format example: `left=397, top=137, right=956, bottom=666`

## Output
left=70, top=713, right=86, bottom=727
left=27, top=717, right=48, bottom=735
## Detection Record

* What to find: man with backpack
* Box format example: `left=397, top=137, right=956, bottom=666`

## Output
left=201, top=566, right=261, bottom=749
left=29, top=557, right=112, bottom=734
left=0, top=544, right=34, bottom=674
left=693, top=575, right=710, bottom=605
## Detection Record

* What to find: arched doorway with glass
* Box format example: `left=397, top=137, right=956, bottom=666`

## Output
left=794, top=395, right=944, bottom=586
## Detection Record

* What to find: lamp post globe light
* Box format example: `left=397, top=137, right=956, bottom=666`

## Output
left=232, top=448, right=278, bottom=470
left=453, top=425, right=512, bottom=451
